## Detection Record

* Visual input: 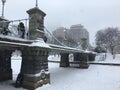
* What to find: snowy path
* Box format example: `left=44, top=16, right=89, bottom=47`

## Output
left=1, top=62, right=120, bottom=90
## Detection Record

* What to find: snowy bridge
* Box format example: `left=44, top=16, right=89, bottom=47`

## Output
left=0, top=34, right=90, bottom=90
left=0, top=7, right=93, bottom=90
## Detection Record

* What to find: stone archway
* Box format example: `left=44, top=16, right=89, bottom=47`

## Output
left=11, top=50, right=22, bottom=82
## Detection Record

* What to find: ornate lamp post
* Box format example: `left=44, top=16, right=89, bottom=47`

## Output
left=1, top=0, right=6, bottom=17
left=36, top=0, right=38, bottom=7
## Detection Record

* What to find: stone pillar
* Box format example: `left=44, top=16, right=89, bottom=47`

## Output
left=88, top=53, right=96, bottom=61
left=27, top=7, right=46, bottom=40
left=0, top=17, right=10, bottom=34
left=0, top=50, right=12, bottom=81
left=75, top=53, right=89, bottom=68
left=74, top=53, right=79, bottom=62
left=60, top=53, right=69, bottom=67
left=20, top=47, right=50, bottom=90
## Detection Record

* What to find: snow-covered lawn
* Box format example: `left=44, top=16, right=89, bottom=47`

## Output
left=95, top=53, right=120, bottom=64
left=39, top=63, right=120, bottom=90
left=0, top=54, right=120, bottom=90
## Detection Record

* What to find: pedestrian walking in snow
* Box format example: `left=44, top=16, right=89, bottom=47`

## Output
left=18, top=22, right=25, bottom=38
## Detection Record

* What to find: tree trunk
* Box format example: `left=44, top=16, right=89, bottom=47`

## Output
left=111, top=46, right=114, bottom=55
left=113, top=54, right=116, bottom=59
left=110, top=46, right=116, bottom=59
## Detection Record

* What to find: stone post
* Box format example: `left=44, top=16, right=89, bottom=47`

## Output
left=19, top=47, right=50, bottom=90
left=0, top=50, right=12, bottom=81
left=27, top=7, right=46, bottom=40
left=76, top=53, right=89, bottom=68
left=60, top=53, right=69, bottom=67
left=0, top=17, right=10, bottom=34
left=74, top=53, right=89, bottom=68
left=88, top=53, right=96, bottom=61
left=74, top=53, right=79, bottom=62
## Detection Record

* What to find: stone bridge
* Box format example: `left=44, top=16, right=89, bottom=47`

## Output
left=0, top=35, right=50, bottom=89
left=0, top=7, right=94, bottom=90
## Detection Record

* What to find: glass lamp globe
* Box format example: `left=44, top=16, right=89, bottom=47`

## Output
left=1, top=0, right=6, bottom=3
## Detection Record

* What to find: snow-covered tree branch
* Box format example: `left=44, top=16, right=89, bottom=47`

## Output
left=95, top=27, right=120, bottom=59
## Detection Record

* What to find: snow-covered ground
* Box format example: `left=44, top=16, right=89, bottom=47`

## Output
left=0, top=53, right=120, bottom=90
left=39, top=63, right=120, bottom=90
left=95, top=53, right=120, bottom=64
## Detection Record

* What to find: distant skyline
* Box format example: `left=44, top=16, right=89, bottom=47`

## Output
left=0, top=0, right=120, bottom=44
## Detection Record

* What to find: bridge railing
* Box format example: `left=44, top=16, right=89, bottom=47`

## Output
left=44, top=27, right=68, bottom=47
left=0, top=18, right=29, bottom=39
left=44, top=26, right=87, bottom=51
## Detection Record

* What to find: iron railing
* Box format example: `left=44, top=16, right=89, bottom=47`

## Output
left=0, top=18, right=29, bottom=39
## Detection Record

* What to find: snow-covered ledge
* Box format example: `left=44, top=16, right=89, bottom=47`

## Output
left=30, top=38, right=51, bottom=49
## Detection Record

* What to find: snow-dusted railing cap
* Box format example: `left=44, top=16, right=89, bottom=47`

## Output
left=30, top=38, right=51, bottom=48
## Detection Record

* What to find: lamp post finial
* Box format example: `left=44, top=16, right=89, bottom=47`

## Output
left=36, top=0, right=38, bottom=7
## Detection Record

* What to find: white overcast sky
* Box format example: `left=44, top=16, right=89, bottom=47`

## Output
left=0, top=0, right=120, bottom=44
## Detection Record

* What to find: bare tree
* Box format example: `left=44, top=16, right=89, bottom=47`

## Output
left=95, top=27, right=120, bottom=59
left=95, top=30, right=106, bottom=45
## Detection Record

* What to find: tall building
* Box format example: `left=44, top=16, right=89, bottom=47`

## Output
left=69, top=24, right=89, bottom=49
left=51, top=24, right=89, bottom=49
left=53, top=27, right=66, bottom=40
